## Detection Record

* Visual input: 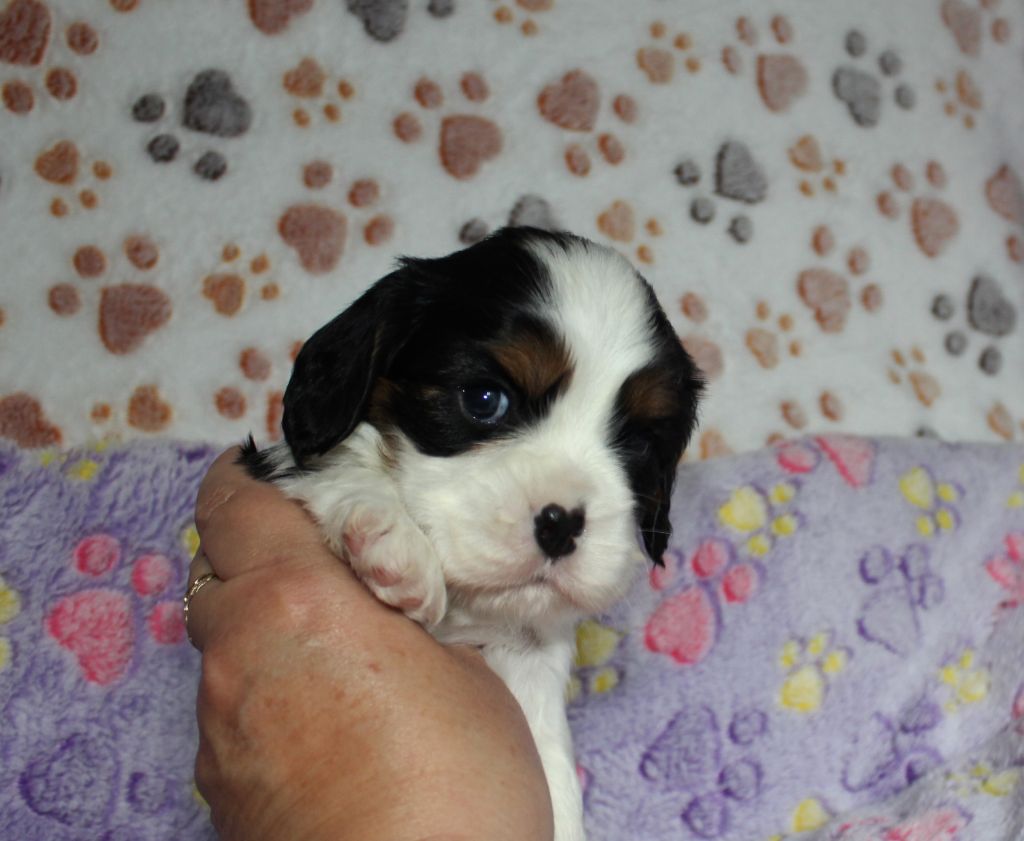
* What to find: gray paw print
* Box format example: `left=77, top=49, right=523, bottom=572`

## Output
left=833, top=30, right=915, bottom=127
left=932, top=274, right=1018, bottom=375
left=674, top=141, right=767, bottom=244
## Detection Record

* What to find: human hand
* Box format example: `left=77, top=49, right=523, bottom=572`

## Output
left=188, top=448, right=554, bottom=841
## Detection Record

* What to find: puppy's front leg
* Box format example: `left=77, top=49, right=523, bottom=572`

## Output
left=483, top=638, right=585, bottom=841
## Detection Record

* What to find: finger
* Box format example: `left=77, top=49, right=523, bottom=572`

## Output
left=188, top=546, right=215, bottom=584
left=184, top=552, right=224, bottom=651
left=195, top=448, right=327, bottom=579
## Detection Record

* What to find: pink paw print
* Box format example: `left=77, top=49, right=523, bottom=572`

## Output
left=45, top=533, right=183, bottom=686
left=645, top=538, right=759, bottom=666
left=984, top=531, right=1024, bottom=609
left=777, top=435, right=877, bottom=489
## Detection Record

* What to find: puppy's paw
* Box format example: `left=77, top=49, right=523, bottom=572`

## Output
left=343, top=508, right=447, bottom=627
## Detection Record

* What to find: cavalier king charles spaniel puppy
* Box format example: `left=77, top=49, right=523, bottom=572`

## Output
left=240, top=226, right=702, bottom=841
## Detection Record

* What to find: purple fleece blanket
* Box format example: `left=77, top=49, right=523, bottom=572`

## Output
left=1, top=436, right=1022, bottom=840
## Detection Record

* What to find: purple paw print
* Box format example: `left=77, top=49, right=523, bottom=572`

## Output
left=857, top=544, right=945, bottom=656
left=19, top=732, right=119, bottom=828
left=640, top=707, right=767, bottom=838
left=842, top=699, right=943, bottom=798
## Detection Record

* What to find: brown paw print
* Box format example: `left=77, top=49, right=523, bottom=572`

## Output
left=393, top=72, right=502, bottom=180
left=636, top=19, right=703, bottom=84
left=985, top=164, right=1024, bottom=264
left=931, top=273, right=1017, bottom=376
left=536, top=67, right=633, bottom=177
left=798, top=223, right=883, bottom=333
left=696, top=428, right=734, bottom=461
left=282, top=56, right=355, bottom=127
left=280, top=163, right=395, bottom=274
left=46, top=234, right=171, bottom=356
left=877, top=161, right=959, bottom=259
left=774, top=390, right=847, bottom=435
left=247, top=0, right=314, bottom=35
left=832, top=30, right=916, bottom=128
left=935, top=69, right=982, bottom=129
left=595, top=199, right=662, bottom=265
left=888, top=346, right=941, bottom=408
left=744, top=298, right=805, bottom=370
left=788, top=134, right=848, bottom=198
left=941, top=0, right=1013, bottom=57
left=1, top=0, right=100, bottom=117
left=202, top=242, right=278, bottom=315
left=491, top=0, right=551, bottom=37
left=0, top=392, right=62, bottom=447
left=33, top=139, right=112, bottom=217
left=679, top=292, right=724, bottom=382
left=986, top=402, right=1022, bottom=442
left=214, top=344, right=293, bottom=443
left=673, top=140, right=767, bottom=243
left=721, top=14, right=808, bottom=113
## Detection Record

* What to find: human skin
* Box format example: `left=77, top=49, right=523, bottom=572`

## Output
left=188, top=448, right=555, bottom=841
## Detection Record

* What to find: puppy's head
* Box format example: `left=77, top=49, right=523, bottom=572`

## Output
left=284, top=228, right=702, bottom=624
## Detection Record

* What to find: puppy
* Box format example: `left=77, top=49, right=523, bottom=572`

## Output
left=240, top=227, right=702, bottom=841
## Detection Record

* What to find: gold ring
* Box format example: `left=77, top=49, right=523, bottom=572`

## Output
left=183, top=572, right=218, bottom=648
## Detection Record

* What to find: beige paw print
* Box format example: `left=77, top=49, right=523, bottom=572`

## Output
left=935, top=69, right=982, bottom=130
left=888, top=346, right=941, bottom=408
left=595, top=199, right=662, bottom=265
left=282, top=56, right=355, bottom=128
left=34, top=139, right=113, bottom=218
left=799, top=224, right=883, bottom=333
left=201, top=242, right=278, bottom=317
left=941, top=0, right=1013, bottom=58
left=722, top=14, right=808, bottom=113
left=491, top=0, right=552, bottom=37
left=636, top=20, right=703, bottom=83
left=877, top=161, right=960, bottom=259
left=788, top=135, right=848, bottom=198
left=393, top=72, right=503, bottom=180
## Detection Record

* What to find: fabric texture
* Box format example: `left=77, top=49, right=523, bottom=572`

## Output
left=1, top=436, right=1022, bottom=839
left=1, top=0, right=1023, bottom=457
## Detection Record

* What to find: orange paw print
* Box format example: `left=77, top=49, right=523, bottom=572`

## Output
left=636, top=20, right=702, bottom=84
left=799, top=224, right=883, bottom=333
left=788, top=135, right=848, bottom=198
left=201, top=242, right=278, bottom=317
left=596, top=199, right=662, bottom=266
left=679, top=292, right=724, bottom=384
left=282, top=56, right=355, bottom=128
left=941, top=0, right=1013, bottom=58
left=393, top=72, right=502, bottom=180
left=935, top=69, right=982, bottom=129
left=214, top=343, right=293, bottom=442
left=34, top=139, right=113, bottom=218
left=877, top=161, right=960, bottom=259
left=722, top=14, right=808, bottom=113
left=745, top=299, right=806, bottom=371
left=491, top=0, right=552, bottom=37
left=984, top=165, right=1024, bottom=265
left=888, top=346, right=941, bottom=409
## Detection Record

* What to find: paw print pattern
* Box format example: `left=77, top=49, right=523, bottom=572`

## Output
left=778, top=631, right=850, bottom=714
left=282, top=57, right=355, bottom=127
left=777, top=435, right=878, bottom=488
left=985, top=164, right=1024, bottom=265
left=947, top=760, right=1021, bottom=799
left=744, top=299, right=805, bottom=374
left=931, top=274, right=1017, bottom=375
left=34, top=139, right=113, bottom=218
left=594, top=199, right=663, bottom=264
left=673, top=140, right=767, bottom=243
left=640, top=706, right=767, bottom=839
left=636, top=19, right=703, bottom=83
left=679, top=294, right=725, bottom=388
left=939, top=648, right=991, bottom=713
left=788, top=135, right=848, bottom=198
left=877, top=161, right=959, bottom=258
left=833, top=30, right=915, bottom=128
left=935, top=68, right=982, bottom=130
left=857, top=543, right=945, bottom=656
left=459, top=193, right=560, bottom=246
left=491, top=0, right=552, bottom=37
left=841, top=700, right=943, bottom=796
left=798, top=224, right=882, bottom=335
left=131, top=69, right=253, bottom=181
left=899, top=466, right=963, bottom=537
left=1008, top=466, right=1024, bottom=510
left=717, top=481, right=800, bottom=558
left=941, top=0, right=1013, bottom=58
left=394, top=72, right=502, bottom=180
left=0, top=0, right=101, bottom=116
left=983, top=531, right=1024, bottom=609
left=45, top=532, right=186, bottom=686
left=0, top=572, right=21, bottom=673
left=645, top=538, right=760, bottom=666
left=537, top=68, right=633, bottom=177
left=722, top=15, right=808, bottom=113
left=887, top=346, right=941, bottom=409
left=569, top=619, right=625, bottom=700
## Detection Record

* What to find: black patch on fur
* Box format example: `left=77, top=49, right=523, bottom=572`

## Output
left=611, top=279, right=704, bottom=566
left=282, top=227, right=578, bottom=466
left=237, top=434, right=278, bottom=480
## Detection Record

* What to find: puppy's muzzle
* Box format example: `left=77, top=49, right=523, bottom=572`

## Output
left=534, top=504, right=585, bottom=560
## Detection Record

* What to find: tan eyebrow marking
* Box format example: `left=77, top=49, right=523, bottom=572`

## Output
left=489, top=321, right=574, bottom=399
left=618, top=366, right=681, bottom=421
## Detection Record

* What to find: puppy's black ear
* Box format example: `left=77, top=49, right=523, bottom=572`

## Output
left=639, top=467, right=676, bottom=567
left=282, top=272, right=412, bottom=467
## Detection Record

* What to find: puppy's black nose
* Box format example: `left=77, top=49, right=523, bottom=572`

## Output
left=534, top=504, right=585, bottom=560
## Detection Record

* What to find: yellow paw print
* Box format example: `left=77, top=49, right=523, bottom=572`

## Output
left=778, top=631, right=849, bottom=713
left=569, top=620, right=624, bottom=700
left=765, top=797, right=832, bottom=840
left=181, top=524, right=201, bottom=559
left=0, top=574, right=22, bottom=673
left=1008, top=464, right=1024, bottom=509
left=718, top=482, right=799, bottom=557
left=948, top=761, right=1020, bottom=798
left=899, top=466, right=961, bottom=537
left=940, top=649, right=990, bottom=713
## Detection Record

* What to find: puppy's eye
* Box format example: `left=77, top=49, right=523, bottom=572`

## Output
left=458, top=384, right=510, bottom=425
